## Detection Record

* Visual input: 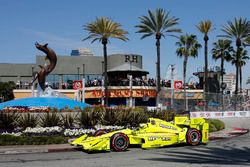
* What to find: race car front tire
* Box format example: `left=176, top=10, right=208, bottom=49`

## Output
left=111, top=132, right=129, bottom=151
left=186, top=128, right=201, bottom=146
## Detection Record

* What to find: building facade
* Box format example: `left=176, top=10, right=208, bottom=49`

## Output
left=223, top=73, right=236, bottom=95
left=0, top=50, right=155, bottom=106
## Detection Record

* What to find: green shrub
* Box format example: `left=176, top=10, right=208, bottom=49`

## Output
left=0, top=135, right=69, bottom=145
left=99, top=108, right=121, bottom=126
left=39, top=113, right=62, bottom=127
left=0, top=81, right=15, bottom=102
left=61, top=113, right=76, bottom=128
left=96, top=107, right=148, bottom=126
left=115, top=108, right=133, bottom=126
left=17, top=113, right=39, bottom=129
left=77, top=107, right=101, bottom=127
left=149, top=110, right=176, bottom=122
left=126, top=109, right=149, bottom=127
left=206, top=119, right=225, bottom=132
left=209, top=123, right=218, bottom=132
left=0, top=112, right=19, bottom=130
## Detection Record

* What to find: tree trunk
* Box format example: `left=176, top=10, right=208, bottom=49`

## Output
left=204, top=35, right=209, bottom=111
left=221, top=52, right=224, bottom=94
left=235, top=41, right=240, bottom=96
left=184, top=55, right=188, bottom=111
left=156, top=35, right=161, bottom=107
left=234, top=38, right=241, bottom=111
left=102, top=38, right=108, bottom=107
left=240, top=65, right=242, bottom=94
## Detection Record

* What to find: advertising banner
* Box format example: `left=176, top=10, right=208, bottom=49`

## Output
left=190, top=111, right=250, bottom=118
left=85, top=89, right=156, bottom=98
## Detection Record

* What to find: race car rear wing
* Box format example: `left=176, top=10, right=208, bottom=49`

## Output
left=174, top=116, right=209, bottom=143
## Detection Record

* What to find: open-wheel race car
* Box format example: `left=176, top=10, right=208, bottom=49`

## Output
left=71, top=116, right=209, bottom=152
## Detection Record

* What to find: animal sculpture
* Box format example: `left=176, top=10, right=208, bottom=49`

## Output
left=31, top=42, right=57, bottom=91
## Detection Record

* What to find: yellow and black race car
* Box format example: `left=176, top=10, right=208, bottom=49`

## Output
left=71, top=116, right=209, bottom=152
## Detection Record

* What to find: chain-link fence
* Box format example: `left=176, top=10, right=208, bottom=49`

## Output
left=159, top=89, right=250, bottom=111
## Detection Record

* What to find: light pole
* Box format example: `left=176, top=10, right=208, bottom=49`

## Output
left=31, top=65, right=35, bottom=97
left=101, top=61, right=105, bottom=106
left=82, top=64, right=85, bottom=78
left=77, top=67, right=80, bottom=80
left=185, top=76, right=195, bottom=111
left=170, top=65, right=175, bottom=108
left=82, top=64, right=85, bottom=103
left=128, top=60, right=133, bottom=107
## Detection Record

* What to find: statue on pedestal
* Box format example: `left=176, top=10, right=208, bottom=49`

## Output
left=31, top=42, right=57, bottom=91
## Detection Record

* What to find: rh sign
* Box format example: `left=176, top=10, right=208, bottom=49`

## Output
left=125, top=55, right=138, bottom=63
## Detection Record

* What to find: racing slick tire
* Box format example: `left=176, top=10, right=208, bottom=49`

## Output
left=186, top=128, right=201, bottom=146
left=110, top=132, right=129, bottom=152
left=94, top=129, right=107, bottom=136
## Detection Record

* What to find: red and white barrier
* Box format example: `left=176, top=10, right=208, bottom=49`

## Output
left=190, top=111, right=250, bottom=118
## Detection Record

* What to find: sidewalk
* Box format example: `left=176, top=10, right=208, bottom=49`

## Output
left=0, top=127, right=248, bottom=155
left=0, top=144, right=76, bottom=155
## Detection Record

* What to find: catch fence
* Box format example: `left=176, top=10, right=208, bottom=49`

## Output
left=158, top=89, right=250, bottom=112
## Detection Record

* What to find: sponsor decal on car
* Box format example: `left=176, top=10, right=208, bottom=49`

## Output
left=148, top=136, right=171, bottom=141
left=159, top=124, right=177, bottom=130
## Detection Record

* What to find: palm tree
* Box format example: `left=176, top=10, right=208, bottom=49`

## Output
left=196, top=20, right=214, bottom=94
left=220, top=17, right=250, bottom=95
left=231, top=47, right=249, bottom=93
left=135, top=8, right=181, bottom=106
left=176, top=34, right=201, bottom=111
left=211, top=39, right=233, bottom=93
left=83, top=17, right=128, bottom=106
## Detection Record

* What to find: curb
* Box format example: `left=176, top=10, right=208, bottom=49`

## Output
left=0, top=145, right=77, bottom=155
left=209, top=127, right=249, bottom=141
left=0, top=148, right=49, bottom=155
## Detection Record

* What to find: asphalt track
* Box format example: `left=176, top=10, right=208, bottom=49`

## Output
left=0, top=117, right=249, bottom=167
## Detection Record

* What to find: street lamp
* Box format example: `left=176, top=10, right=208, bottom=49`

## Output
left=77, top=67, right=80, bottom=80
left=185, top=76, right=194, bottom=111
left=82, top=64, right=85, bottom=78
left=31, top=65, right=35, bottom=97
left=101, top=61, right=104, bottom=106
left=126, top=57, right=133, bottom=108
left=170, top=65, right=175, bottom=108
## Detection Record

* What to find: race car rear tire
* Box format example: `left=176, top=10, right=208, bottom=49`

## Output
left=94, top=129, right=107, bottom=136
left=110, top=132, right=129, bottom=151
left=186, top=128, right=201, bottom=146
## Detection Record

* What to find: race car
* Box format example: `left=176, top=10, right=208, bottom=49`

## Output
left=71, top=116, right=209, bottom=152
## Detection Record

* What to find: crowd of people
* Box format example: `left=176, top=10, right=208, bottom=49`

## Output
left=15, top=77, right=199, bottom=90
left=85, top=77, right=166, bottom=87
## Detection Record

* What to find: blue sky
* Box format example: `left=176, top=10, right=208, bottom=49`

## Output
left=1, top=0, right=250, bottom=87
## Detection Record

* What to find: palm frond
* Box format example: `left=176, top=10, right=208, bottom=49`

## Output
left=175, top=34, right=201, bottom=58
left=83, top=16, right=128, bottom=43
left=211, top=39, right=233, bottom=61
left=221, top=17, right=250, bottom=40
left=136, top=8, right=180, bottom=39
left=196, top=20, right=214, bottom=34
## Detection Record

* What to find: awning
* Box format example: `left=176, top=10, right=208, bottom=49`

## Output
left=108, top=63, right=149, bottom=74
